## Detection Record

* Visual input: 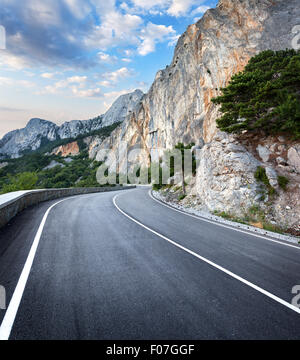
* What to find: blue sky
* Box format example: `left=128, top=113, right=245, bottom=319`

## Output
left=0, top=0, right=218, bottom=137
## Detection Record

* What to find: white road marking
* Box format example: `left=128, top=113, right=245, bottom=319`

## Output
left=149, top=190, right=300, bottom=251
left=113, top=193, right=300, bottom=315
left=0, top=196, right=77, bottom=341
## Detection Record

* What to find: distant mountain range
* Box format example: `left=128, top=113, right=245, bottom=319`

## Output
left=0, top=89, right=143, bottom=159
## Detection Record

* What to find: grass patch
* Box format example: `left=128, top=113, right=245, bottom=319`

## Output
left=262, top=222, right=284, bottom=235
left=178, top=194, right=186, bottom=201
left=254, top=166, right=276, bottom=197
left=214, top=208, right=286, bottom=235
left=277, top=175, right=289, bottom=190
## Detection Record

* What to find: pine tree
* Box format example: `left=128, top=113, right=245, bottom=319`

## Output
left=212, top=49, right=300, bottom=139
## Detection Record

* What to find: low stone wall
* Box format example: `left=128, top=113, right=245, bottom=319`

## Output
left=0, top=186, right=135, bottom=228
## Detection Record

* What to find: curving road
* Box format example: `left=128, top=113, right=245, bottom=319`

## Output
left=0, top=187, right=299, bottom=340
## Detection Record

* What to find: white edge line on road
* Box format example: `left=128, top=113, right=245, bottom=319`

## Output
left=0, top=196, right=78, bottom=341
left=113, top=193, right=300, bottom=315
left=148, top=190, right=300, bottom=251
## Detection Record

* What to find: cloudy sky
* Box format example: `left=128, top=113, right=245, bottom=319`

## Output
left=0, top=0, right=217, bottom=137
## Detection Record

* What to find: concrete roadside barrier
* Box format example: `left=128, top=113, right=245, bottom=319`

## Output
left=0, top=186, right=135, bottom=228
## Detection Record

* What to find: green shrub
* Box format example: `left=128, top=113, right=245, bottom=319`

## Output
left=254, top=166, right=269, bottom=186
left=1, top=172, right=38, bottom=194
left=254, top=166, right=276, bottom=197
left=277, top=175, right=289, bottom=190
left=262, top=222, right=284, bottom=235
left=212, top=49, right=300, bottom=139
left=178, top=194, right=186, bottom=201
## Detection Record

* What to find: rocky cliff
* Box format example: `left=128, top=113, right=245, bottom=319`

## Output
left=0, top=89, right=143, bottom=159
left=93, top=0, right=300, bottom=233
left=95, top=0, right=300, bottom=156
left=52, top=141, right=80, bottom=157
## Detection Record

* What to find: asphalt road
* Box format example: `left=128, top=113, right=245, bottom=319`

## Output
left=0, top=187, right=299, bottom=340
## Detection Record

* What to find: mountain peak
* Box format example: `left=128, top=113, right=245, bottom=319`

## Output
left=0, top=89, right=144, bottom=159
left=26, top=118, right=55, bottom=128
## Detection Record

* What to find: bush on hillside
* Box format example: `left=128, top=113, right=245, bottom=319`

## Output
left=212, top=49, right=300, bottom=139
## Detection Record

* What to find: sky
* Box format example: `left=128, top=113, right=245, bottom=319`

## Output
left=0, top=0, right=218, bottom=137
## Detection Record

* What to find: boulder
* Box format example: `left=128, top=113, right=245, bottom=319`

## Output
left=287, top=145, right=300, bottom=173
left=257, top=144, right=271, bottom=162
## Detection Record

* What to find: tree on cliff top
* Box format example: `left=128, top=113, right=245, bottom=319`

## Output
left=212, top=49, right=300, bottom=139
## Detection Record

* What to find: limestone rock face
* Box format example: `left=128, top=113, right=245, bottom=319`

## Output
left=95, top=0, right=300, bottom=158
left=52, top=141, right=80, bottom=157
left=57, top=118, right=103, bottom=140
left=101, top=89, right=144, bottom=127
left=196, top=132, right=261, bottom=215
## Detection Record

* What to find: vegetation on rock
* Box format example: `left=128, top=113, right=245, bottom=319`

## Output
left=212, top=49, right=300, bottom=139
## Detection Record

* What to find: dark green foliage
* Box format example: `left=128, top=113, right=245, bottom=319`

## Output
left=0, top=124, right=120, bottom=193
left=178, top=194, right=186, bottom=201
left=254, top=166, right=270, bottom=186
left=212, top=49, right=300, bottom=139
left=254, top=166, right=276, bottom=196
left=277, top=175, right=289, bottom=190
left=1, top=172, right=38, bottom=194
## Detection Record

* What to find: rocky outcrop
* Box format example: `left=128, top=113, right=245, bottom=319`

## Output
left=43, top=160, right=65, bottom=170
left=196, top=132, right=262, bottom=215
left=161, top=131, right=300, bottom=233
left=288, top=145, right=300, bottom=174
left=0, top=90, right=143, bottom=159
left=52, top=141, right=80, bottom=157
left=56, top=117, right=103, bottom=140
left=84, top=136, right=103, bottom=159
left=0, top=162, right=8, bottom=169
left=102, top=89, right=144, bottom=127
left=0, top=118, right=58, bottom=159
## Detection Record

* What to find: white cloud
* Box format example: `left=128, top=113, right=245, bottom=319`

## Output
left=102, top=67, right=132, bottom=83
left=191, top=5, right=210, bottom=16
left=86, top=10, right=143, bottom=50
left=39, top=75, right=87, bottom=94
left=122, top=58, right=132, bottom=63
left=41, top=72, right=55, bottom=79
left=0, top=76, right=34, bottom=88
left=97, top=52, right=117, bottom=63
left=98, top=80, right=112, bottom=87
left=138, top=22, right=176, bottom=56
left=63, top=0, right=91, bottom=19
left=167, top=0, right=194, bottom=17
left=127, top=0, right=209, bottom=18
left=0, top=76, right=13, bottom=86
left=26, top=0, right=62, bottom=26
left=103, top=89, right=133, bottom=98
left=0, top=53, right=29, bottom=70
left=129, top=0, right=168, bottom=11
left=71, top=86, right=103, bottom=98
left=124, top=49, right=134, bottom=57
left=67, top=75, right=87, bottom=84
